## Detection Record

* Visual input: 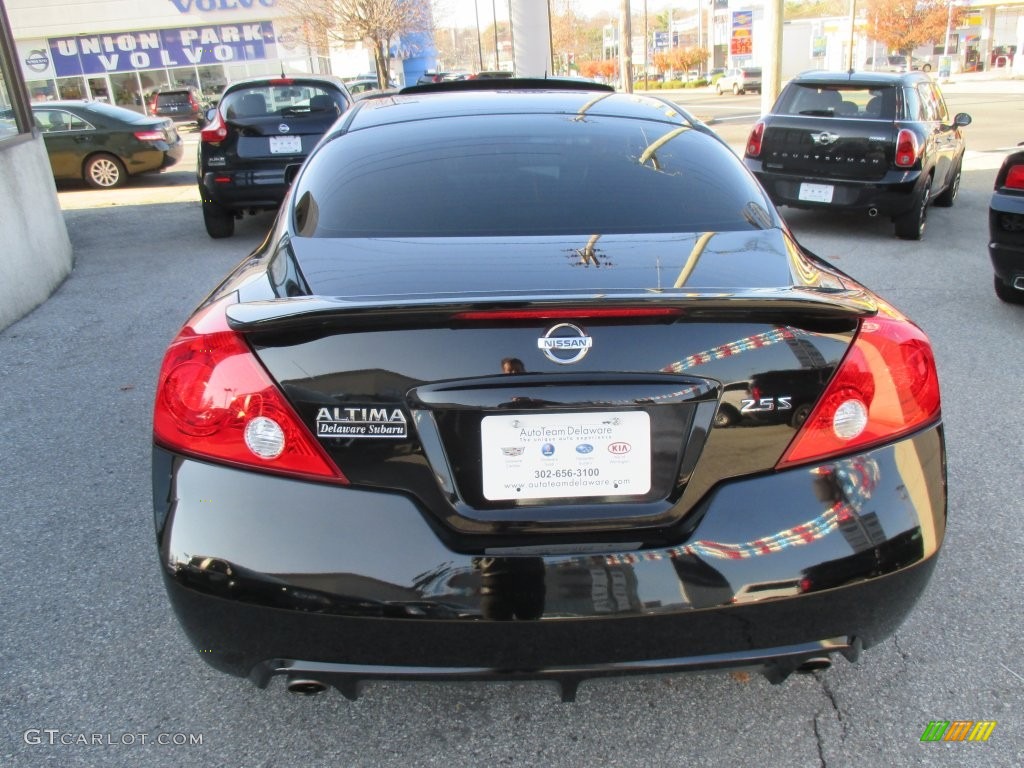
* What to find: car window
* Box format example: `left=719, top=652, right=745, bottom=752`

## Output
left=741, top=68, right=761, bottom=77
left=775, top=84, right=896, bottom=119
left=79, top=101, right=155, bottom=125
left=221, top=84, right=344, bottom=119
left=157, top=91, right=194, bottom=106
left=33, top=109, right=93, bottom=133
left=292, top=114, right=772, bottom=238
left=915, top=83, right=940, bottom=121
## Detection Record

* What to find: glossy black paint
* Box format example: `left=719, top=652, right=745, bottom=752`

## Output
left=155, top=85, right=948, bottom=692
left=154, top=426, right=945, bottom=687
left=989, top=148, right=1024, bottom=303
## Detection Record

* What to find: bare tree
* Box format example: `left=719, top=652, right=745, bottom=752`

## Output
left=283, top=0, right=434, bottom=86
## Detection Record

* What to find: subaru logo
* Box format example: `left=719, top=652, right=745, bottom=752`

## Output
left=278, top=123, right=290, bottom=133
left=538, top=323, right=592, bottom=365
left=576, top=444, right=594, bottom=454
left=810, top=131, right=839, bottom=146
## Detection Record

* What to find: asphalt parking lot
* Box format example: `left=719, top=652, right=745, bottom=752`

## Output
left=1, top=105, right=1023, bottom=767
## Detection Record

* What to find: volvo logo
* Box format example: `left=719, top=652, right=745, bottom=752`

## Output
left=538, top=323, right=592, bottom=365
left=24, top=49, right=49, bottom=73
left=810, top=131, right=839, bottom=146
left=278, top=123, right=290, bottom=133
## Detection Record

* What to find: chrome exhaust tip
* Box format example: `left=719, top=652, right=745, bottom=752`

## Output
left=796, top=657, right=832, bottom=674
left=867, top=207, right=879, bottom=218
left=286, top=677, right=328, bottom=696
left=1013, top=276, right=1024, bottom=290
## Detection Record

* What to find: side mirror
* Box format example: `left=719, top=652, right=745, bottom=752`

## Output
left=953, top=112, right=972, bottom=127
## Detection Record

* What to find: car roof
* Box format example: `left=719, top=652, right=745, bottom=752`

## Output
left=345, top=79, right=693, bottom=132
left=791, top=69, right=928, bottom=86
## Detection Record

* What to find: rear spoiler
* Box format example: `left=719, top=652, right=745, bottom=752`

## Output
left=225, top=288, right=878, bottom=333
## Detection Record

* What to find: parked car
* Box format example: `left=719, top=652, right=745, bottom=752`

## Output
left=469, top=70, right=514, bottom=80
left=32, top=100, right=183, bottom=188
left=743, top=70, right=971, bottom=240
left=149, top=87, right=206, bottom=128
left=197, top=75, right=353, bottom=238
left=716, top=66, right=761, bottom=95
left=154, top=77, right=947, bottom=700
left=344, top=78, right=384, bottom=95
left=988, top=145, right=1024, bottom=303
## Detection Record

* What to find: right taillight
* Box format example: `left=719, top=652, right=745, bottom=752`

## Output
left=745, top=121, right=765, bottom=158
left=777, top=314, right=940, bottom=469
left=200, top=110, right=228, bottom=143
left=894, top=128, right=919, bottom=168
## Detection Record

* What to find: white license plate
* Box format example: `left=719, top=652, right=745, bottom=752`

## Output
left=269, top=135, right=302, bottom=154
left=480, top=411, right=651, bottom=501
left=798, top=182, right=834, bottom=203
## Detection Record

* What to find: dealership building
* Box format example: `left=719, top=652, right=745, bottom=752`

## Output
left=3, top=0, right=405, bottom=109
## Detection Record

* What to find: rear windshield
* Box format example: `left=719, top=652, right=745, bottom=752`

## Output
left=292, top=113, right=775, bottom=237
left=774, top=83, right=896, bottom=119
left=221, top=84, right=345, bottom=119
left=741, top=68, right=761, bottom=76
left=156, top=91, right=193, bottom=106
left=80, top=101, right=154, bottom=124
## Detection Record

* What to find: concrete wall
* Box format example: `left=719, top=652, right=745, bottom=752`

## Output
left=0, top=136, right=73, bottom=330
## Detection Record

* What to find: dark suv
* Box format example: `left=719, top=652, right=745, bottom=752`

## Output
left=150, top=88, right=205, bottom=128
left=743, top=70, right=970, bottom=240
left=197, top=75, right=352, bottom=238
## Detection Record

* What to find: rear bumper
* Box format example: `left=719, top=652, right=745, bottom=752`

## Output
left=747, top=162, right=922, bottom=216
left=200, top=168, right=300, bottom=211
left=989, top=192, right=1024, bottom=285
left=153, top=426, right=946, bottom=688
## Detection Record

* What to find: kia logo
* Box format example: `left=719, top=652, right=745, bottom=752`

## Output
left=608, top=442, right=631, bottom=455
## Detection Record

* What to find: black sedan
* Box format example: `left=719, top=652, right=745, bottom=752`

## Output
left=153, top=79, right=947, bottom=700
left=989, top=146, right=1024, bottom=303
left=32, top=101, right=184, bottom=188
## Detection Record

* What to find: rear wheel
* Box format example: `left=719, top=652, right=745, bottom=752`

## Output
left=84, top=154, right=126, bottom=189
left=894, top=178, right=931, bottom=240
left=994, top=275, right=1024, bottom=304
left=932, top=159, right=961, bottom=207
left=733, top=83, right=741, bottom=95
left=203, top=201, right=235, bottom=238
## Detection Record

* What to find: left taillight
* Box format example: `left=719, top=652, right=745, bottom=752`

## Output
left=745, top=121, right=765, bottom=158
left=134, top=129, right=165, bottom=142
left=777, top=313, right=940, bottom=469
left=200, top=110, right=228, bottom=143
left=153, top=301, right=347, bottom=483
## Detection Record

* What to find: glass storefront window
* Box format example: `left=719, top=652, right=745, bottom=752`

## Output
left=57, top=77, right=85, bottom=100
left=0, top=68, right=16, bottom=138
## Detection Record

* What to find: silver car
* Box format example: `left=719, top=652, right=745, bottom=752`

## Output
left=716, top=67, right=762, bottom=95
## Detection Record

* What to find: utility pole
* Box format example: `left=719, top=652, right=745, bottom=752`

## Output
left=620, top=0, right=633, bottom=91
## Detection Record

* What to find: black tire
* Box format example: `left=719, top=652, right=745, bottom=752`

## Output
left=994, top=275, right=1024, bottom=304
left=713, top=406, right=738, bottom=428
left=83, top=154, right=126, bottom=189
left=203, top=201, right=235, bottom=238
left=933, top=159, right=961, bottom=207
left=894, top=178, right=931, bottom=240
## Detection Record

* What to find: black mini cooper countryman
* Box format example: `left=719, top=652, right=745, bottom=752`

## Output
left=743, top=70, right=970, bottom=240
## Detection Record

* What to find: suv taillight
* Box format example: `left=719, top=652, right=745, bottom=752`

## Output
left=189, top=93, right=200, bottom=110
left=153, top=300, right=346, bottom=483
left=894, top=129, right=919, bottom=168
left=745, top=121, right=765, bottom=158
left=777, top=312, right=940, bottom=469
left=200, top=110, right=228, bottom=143
left=1004, top=164, right=1024, bottom=190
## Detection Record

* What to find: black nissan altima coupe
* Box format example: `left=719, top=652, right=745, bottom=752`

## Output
left=152, top=79, right=947, bottom=700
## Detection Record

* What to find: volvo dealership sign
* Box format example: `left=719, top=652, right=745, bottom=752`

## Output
left=48, top=22, right=276, bottom=75
left=168, top=0, right=275, bottom=11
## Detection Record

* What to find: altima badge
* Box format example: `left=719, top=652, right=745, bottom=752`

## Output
left=538, top=323, right=592, bottom=365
